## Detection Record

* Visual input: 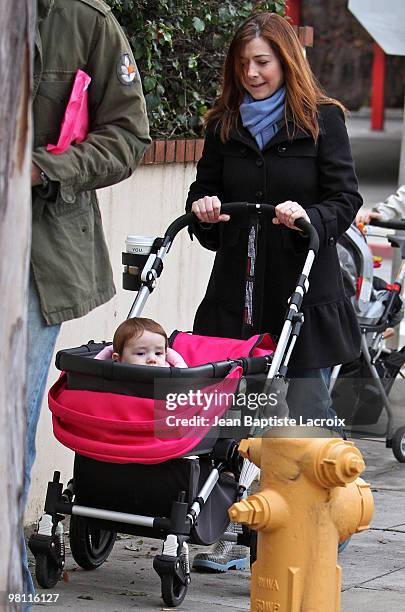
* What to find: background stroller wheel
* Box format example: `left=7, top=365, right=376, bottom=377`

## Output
left=161, top=573, right=188, bottom=608
left=392, top=426, right=405, bottom=463
left=35, top=553, right=63, bottom=588
left=69, top=516, right=116, bottom=570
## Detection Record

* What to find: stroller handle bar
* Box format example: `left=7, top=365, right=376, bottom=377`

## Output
left=369, top=218, right=405, bottom=231
left=129, top=203, right=319, bottom=377
left=165, top=202, right=319, bottom=255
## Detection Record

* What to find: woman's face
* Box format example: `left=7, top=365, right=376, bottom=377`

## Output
left=240, top=36, right=284, bottom=100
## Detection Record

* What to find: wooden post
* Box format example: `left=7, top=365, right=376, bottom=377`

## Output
left=286, top=0, right=301, bottom=25
left=371, top=43, right=385, bottom=131
left=0, top=1, right=33, bottom=607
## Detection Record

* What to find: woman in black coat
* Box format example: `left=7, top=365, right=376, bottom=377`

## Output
left=187, top=11, right=362, bottom=573
left=187, top=12, right=361, bottom=375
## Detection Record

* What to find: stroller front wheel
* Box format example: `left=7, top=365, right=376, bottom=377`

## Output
left=69, top=516, right=116, bottom=570
left=35, top=552, right=63, bottom=588
left=392, top=426, right=405, bottom=463
left=161, top=573, right=188, bottom=608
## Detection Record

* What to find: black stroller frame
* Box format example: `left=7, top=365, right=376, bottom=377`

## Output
left=29, top=203, right=319, bottom=607
left=331, top=218, right=405, bottom=461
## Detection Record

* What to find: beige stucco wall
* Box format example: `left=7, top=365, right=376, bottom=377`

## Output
left=25, top=162, right=215, bottom=525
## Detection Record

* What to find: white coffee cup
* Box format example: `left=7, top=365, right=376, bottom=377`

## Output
left=125, top=235, right=155, bottom=256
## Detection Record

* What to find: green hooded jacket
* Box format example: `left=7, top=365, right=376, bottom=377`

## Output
left=32, top=0, right=150, bottom=324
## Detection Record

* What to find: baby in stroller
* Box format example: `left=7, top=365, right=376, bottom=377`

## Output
left=109, top=316, right=188, bottom=368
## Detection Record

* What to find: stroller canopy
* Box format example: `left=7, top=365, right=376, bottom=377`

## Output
left=49, top=333, right=274, bottom=464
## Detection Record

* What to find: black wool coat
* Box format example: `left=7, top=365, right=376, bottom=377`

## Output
left=186, top=104, right=362, bottom=369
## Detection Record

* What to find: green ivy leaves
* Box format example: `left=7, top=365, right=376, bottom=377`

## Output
left=192, top=17, right=205, bottom=32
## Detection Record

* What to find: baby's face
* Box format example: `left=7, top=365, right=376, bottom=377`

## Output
left=121, top=330, right=167, bottom=366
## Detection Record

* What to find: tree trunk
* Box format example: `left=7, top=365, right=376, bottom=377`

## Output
left=0, top=1, right=34, bottom=609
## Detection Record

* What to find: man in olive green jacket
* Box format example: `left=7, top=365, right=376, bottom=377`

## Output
left=32, top=0, right=150, bottom=323
left=24, top=0, right=150, bottom=601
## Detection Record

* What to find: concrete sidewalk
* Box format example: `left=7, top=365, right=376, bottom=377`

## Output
left=27, top=437, right=405, bottom=611
left=347, top=108, right=402, bottom=208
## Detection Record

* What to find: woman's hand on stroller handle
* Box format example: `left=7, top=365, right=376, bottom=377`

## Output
left=272, top=201, right=311, bottom=231
left=191, top=199, right=310, bottom=232
left=164, top=202, right=318, bottom=253
left=191, top=196, right=230, bottom=224
left=189, top=201, right=318, bottom=249
left=218, top=202, right=316, bottom=244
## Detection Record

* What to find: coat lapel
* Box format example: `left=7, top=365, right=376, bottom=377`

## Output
left=229, top=116, right=311, bottom=153
left=228, top=123, right=260, bottom=152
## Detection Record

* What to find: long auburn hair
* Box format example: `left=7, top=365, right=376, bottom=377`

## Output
left=205, top=12, right=345, bottom=143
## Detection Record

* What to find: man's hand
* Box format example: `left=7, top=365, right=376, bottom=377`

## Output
left=355, top=209, right=382, bottom=225
left=31, top=163, right=42, bottom=187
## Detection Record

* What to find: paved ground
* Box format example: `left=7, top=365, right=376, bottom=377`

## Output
left=26, top=111, right=405, bottom=611
left=26, top=437, right=405, bottom=611
left=347, top=109, right=402, bottom=208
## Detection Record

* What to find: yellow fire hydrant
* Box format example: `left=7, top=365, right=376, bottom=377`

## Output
left=229, top=431, right=374, bottom=612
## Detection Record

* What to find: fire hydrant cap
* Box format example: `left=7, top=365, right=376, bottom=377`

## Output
left=345, top=455, right=365, bottom=477
left=228, top=499, right=255, bottom=524
left=314, top=440, right=366, bottom=487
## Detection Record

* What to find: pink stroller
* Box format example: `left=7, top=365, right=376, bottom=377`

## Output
left=28, top=203, right=319, bottom=607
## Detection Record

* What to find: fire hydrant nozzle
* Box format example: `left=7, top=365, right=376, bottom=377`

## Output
left=238, top=438, right=262, bottom=467
left=229, top=491, right=288, bottom=532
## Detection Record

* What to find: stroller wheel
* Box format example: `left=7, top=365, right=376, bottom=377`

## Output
left=69, top=516, right=116, bottom=570
left=392, top=426, right=405, bottom=463
left=161, top=572, right=188, bottom=608
left=35, top=553, right=63, bottom=588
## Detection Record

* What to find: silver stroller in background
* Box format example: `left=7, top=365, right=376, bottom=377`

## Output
left=331, top=219, right=405, bottom=461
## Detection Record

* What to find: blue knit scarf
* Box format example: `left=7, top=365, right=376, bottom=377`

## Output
left=239, top=85, right=286, bottom=149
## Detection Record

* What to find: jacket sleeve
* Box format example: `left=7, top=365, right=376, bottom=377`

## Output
left=305, top=105, right=363, bottom=246
left=185, top=126, right=224, bottom=251
left=32, top=11, right=151, bottom=204
left=374, top=184, right=405, bottom=221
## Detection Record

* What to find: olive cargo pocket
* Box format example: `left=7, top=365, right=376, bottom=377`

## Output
left=33, top=75, right=75, bottom=145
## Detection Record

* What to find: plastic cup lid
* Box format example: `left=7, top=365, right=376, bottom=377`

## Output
left=125, top=235, right=156, bottom=246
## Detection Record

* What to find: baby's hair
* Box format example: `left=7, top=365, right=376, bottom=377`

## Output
left=113, top=317, right=168, bottom=355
